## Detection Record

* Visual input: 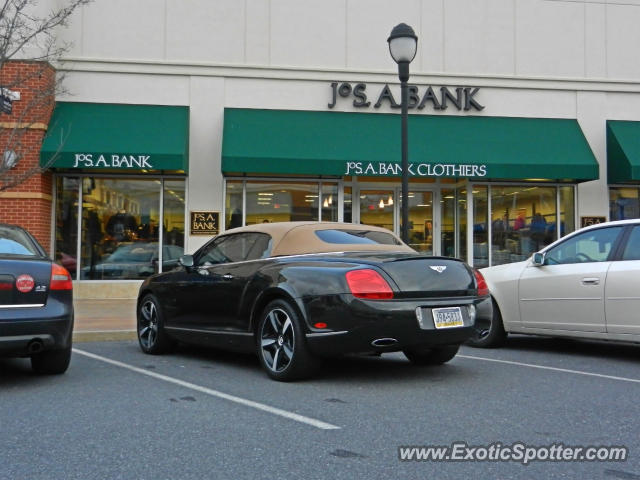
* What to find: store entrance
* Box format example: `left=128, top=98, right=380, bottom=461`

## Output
left=357, top=188, right=437, bottom=256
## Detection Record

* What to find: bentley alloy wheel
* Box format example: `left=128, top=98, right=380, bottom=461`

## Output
left=137, top=294, right=172, bottom=354
left=257, top=299, right=320, bottom=381
left=260, top=308, right=295, bottom=373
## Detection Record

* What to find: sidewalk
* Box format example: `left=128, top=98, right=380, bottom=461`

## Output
left=72, top=298, right=138, bottom=342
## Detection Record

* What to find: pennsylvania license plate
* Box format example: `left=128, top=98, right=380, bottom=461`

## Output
left=431, top=307, right=464, bottom=329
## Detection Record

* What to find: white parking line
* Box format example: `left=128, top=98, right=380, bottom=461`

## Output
left=458, top=354, right=640, bottom=384
left=73, top=348, right=340, bottom=430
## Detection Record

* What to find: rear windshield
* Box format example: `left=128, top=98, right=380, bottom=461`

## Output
left=314, top=229, right=402, bottom=245
left=0, top=226, right=40, bottom=256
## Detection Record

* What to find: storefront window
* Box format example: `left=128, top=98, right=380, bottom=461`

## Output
left=245, top=182, right=318, bottom=224
left=559, top=186, right=576, bottom=237
left=457, top=187, right=468, bottom=261
left=225, top=180, right=243, bottom=229
left=441, top=189, right=455, bottom=257
left=473, top=186, right=488, bottom=267
left=54, top=177, right=79, bottom=278
left=321, top=184, right=339, bottom=221
left=162, top=180, right=186, bottom=270
left=490, top=185, right=557, bottom=265
left=441, top=187, right=467, bottom=259
left=360, top=190, right=393, bottom=231
left=54, top=176, right=185, bottom=280
left=610, top=187, right=639, bottom=221
left=407, top=191, right=433, bottom=254
left=80, top=179, right=160, bottom=279
left=343, top=186, right=352, bottom=223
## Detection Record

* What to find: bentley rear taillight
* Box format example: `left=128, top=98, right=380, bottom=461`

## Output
left=50, top=264, right=73, bottom=290
left=474, top=269, right=489, bottom=297
left=345, top=269, right=394, bottom=300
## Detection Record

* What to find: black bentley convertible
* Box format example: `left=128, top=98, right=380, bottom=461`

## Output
left=137, top=222, right=491, bottom=380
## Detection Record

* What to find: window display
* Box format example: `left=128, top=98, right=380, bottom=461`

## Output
left=610, top=187, right=639, bottom=221
left=489, top=186, right=558, bottom=266
left=54, top=176, right=185, bottom=280
left=224, top=179, right=340, bottom=227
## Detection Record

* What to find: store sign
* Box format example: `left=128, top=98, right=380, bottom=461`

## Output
left=345, top=161, right=487, bottom=178
left=190, top=211, right=220, bottom=236
left=72, top=153, right=153, bottom=169
left=580, top=216, right=606, bottom=228
left=328, top=82, right=484, bottom=111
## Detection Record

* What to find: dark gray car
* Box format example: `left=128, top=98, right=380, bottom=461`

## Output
left=0, top=224, right=74, bottom=374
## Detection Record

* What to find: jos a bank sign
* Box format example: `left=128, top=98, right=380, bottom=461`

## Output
left=328, top=82, right=485, bottom=111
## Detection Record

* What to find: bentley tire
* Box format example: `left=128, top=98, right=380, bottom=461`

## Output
left=403, top=344, right=460, bottom=366
left=138, top=294, right=173, bottom=354
left=466, top=298, right=507, bottom=348
left=257, top=299, right=319, bottom=381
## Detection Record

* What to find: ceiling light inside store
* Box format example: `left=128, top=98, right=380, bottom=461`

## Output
left=323, top=199, right=329, bottom=208
left=387, top=195, right=393, bottom=205
left=379, top=199, right=385, bottom=209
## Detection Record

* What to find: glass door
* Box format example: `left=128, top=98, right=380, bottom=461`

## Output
left=357, top=187, right=435, bottom=256
left=403, top=190, right=434, bottom=255
left=359, top=190, right=394, bottom=232
left=441, top=187, right=467, bottom=261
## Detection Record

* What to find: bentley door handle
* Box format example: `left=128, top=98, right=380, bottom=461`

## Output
left=581, top=277, right=600, bottom=285
left=222, top=274, right=234, bottom=280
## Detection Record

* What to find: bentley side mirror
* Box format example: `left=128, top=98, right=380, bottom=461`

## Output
left=531, top=252, right=545, bottom=266
left=179, top=254, right=194, bottom=268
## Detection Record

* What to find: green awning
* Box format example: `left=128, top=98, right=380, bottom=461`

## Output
left=607, top=120, right=640, bottom=184
left=40, top=102, right=189, bottom=172
left=222, top=108, right=598, bottom=182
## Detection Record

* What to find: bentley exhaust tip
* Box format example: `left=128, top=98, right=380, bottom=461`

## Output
left=371, top=338, right=398, bottom=348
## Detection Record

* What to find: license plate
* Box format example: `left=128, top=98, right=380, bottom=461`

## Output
left=432, top=307, right=464, bottom=329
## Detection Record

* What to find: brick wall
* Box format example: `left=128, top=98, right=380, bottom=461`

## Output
left=0, top=61, right=56, bottom=252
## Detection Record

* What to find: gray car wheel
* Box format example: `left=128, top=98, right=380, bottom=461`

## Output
left=257, top=299, right=320, bottom=381
left=138, top=294, right=173, bottom=354
left=466, top=298, right=507, bottom=348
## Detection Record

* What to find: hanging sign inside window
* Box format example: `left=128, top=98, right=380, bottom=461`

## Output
left=190, top=211, right=220, bottom=235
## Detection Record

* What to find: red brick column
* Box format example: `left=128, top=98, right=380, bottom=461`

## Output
left=0, top=61, right=56, bottom=252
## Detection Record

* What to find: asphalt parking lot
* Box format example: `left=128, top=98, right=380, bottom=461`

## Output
left=2, top=336, right=640, bottom=480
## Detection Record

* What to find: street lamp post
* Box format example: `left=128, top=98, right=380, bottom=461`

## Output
left=388, top=23, right=417, bottom=244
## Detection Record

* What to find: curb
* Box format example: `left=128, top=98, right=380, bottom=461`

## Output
left=73, top=330, right=137, bottom=343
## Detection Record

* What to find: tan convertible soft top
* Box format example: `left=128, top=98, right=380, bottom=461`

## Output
left=220, top=222, right=415, bottom=257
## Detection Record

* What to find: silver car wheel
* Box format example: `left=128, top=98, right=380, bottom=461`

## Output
left=139, top=299, right=158, bottom=349
left=260, top=308, right=295, bottom=373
